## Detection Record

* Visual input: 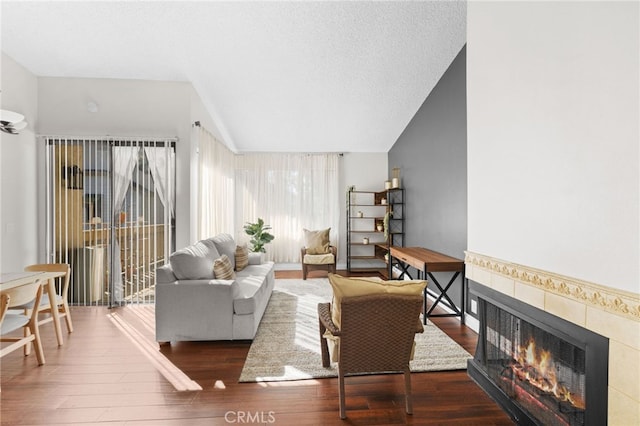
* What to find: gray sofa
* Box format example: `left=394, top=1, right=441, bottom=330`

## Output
left=155, top=234, right=275, bottom=342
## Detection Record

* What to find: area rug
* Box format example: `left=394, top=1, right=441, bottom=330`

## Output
left=239, top=278, right=473, bottom=383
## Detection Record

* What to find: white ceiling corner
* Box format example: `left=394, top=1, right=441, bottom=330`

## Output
left=1, top=1, right=466, bottom=153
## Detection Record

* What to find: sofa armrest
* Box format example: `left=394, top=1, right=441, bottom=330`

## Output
left=155, top=279, right=240, bottom=342
left=156, top=264, right=177, bottom=284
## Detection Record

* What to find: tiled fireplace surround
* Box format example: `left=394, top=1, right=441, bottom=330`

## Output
left=465, top=251, right=640, bottom=425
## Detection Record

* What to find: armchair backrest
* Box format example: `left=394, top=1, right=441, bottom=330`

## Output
left=338, top=293, right=423, bottom=374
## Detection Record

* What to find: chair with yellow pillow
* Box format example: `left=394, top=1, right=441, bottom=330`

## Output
left=318, top=274, right=426, bottom=419
left=301, top=228, right=336, bottom=280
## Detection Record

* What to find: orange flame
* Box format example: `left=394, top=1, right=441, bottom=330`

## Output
left=513, top=339, right=585, bottom=410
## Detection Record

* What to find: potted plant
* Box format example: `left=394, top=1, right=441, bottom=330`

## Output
left=243, top=218, right=275, bottom=253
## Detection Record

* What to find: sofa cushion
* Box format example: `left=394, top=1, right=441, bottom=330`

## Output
left=303, top=253, right=335, bottom=265
left=327, top=273, right=426, bottom=328
left=235, top=244, right=249, bottom=271
left=235, top=262, right=272, bottom=278
left=233, top=262, right=275, bottom=315
left=169, top=239, right=220, bottom=280
left=233, top=275, right=264, bottom=315
left=210, top=233, right=236, bottom=270
left=303, top=228, right=330, bottom=254
left=213, top=254, right=235, bottom=280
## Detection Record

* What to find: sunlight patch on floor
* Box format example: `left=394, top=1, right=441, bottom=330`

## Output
left=107, top=311, right=202, bottom=392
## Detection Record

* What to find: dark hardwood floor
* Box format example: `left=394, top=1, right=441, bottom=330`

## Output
left=1, top=270, right=514, bottom=425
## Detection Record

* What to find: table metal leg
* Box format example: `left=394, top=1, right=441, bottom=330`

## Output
left=395, top=260, right=413, bottom=280
left=423, top=286, right=428, bottom=325
left=423, top=271, right=463, bottom=324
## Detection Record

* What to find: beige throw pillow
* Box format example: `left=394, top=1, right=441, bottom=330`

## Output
left=303, top=228, right=331, bottom=254
left=213, top=254, right=235, bottom=280
left=235, top=244, right=249, bottom=271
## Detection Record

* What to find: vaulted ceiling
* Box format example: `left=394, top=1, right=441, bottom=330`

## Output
left=1, top=1, right=466, bottom=153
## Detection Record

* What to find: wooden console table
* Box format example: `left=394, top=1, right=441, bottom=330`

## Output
left=389, top=247, right=465, bottom=324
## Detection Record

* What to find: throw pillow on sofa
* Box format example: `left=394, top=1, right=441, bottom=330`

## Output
left=213, top=254, right=236, bottom=280
left=235, top=244, right=249, bottom=271
left=170, top=239, right=220, bottom=280
left=210, top=233, right=237, bottom=270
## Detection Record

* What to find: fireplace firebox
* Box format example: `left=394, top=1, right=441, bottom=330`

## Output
left=468, top=281, right=609, bottom=426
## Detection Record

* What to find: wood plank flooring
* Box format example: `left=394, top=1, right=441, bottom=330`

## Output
left=1, top=270, right=514, bottom=425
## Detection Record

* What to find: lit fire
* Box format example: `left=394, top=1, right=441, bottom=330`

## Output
left=512, top=339, right=585, bottom=410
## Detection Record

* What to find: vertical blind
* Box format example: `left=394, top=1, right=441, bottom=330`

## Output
left=45, top=137, right=175, bottom=306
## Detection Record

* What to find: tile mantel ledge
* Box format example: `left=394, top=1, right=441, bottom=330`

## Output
left=464, top=251, right=640, bottom=323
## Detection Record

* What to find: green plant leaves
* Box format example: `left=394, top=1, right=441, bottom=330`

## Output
left=243, top=218, right=274, bottom=253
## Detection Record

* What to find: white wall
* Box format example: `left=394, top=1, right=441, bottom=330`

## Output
left=467, top=2, right=639, bottom=293
left=0, top=53, right=39, bottom=272
left=1, top=58, right=387, bottom=271
left=36, top=76, right=196, bottom=250
left=338, top=152, right=388, bottom=267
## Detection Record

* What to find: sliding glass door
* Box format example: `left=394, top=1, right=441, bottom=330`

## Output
left=45, top=137, right=175, bottom=306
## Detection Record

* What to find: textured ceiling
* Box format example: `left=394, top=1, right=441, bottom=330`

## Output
left=1, top=1, right=466, bottom=153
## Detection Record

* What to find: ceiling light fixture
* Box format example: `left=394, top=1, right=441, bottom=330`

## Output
left=87, top=101, right=99, bottom=113
left=0, top=109, right=28, bottom=135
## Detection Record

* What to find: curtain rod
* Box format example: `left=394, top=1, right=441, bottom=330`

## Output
left=37, top=134, right=178, bottom=141
left=235, top=152, right=345, bottom=156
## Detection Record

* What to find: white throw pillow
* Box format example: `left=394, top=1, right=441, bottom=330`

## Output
left=210, top=233, right=236, bottom=270
left=169, top=239, right=220, bottom=280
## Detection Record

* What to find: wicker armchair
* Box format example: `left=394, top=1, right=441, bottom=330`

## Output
left=317, top=294, right=424, bottom=419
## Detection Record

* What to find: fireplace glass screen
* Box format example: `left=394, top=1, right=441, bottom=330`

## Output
left=483, top=301, right=586, bottom=426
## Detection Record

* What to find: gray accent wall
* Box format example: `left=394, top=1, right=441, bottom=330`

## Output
left=388, top=45, right=467, bottom=312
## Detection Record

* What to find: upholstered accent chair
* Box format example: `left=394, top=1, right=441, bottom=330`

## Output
left=301, top=228, right=336, bottom=279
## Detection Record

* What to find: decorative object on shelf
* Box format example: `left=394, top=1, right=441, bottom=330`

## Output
left=377, top=224, right=383, bottom=232
left=244, top=218, right=275, bottom=253
left=0, top=109, right=28, bottom=135
left=392, top=167, right=401, bottom=188
left=381, top=198, right=387, bottom=205
left=362, top=237, right=369, bottom=245
left=384, top=180, right=392, bottom=189
left=357, top=211, right=363, bottom=218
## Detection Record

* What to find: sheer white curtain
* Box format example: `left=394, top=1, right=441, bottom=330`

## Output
left=235, top=153, right=340, bottom=262
left=197, top=126, right=235, bottom=238
left=144, top=146, right=175, bottom=219
left=111, top=146, right=139, bottom=303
